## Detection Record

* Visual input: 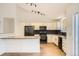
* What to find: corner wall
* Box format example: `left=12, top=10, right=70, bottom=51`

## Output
left=63, top=4, right=79, bottom=56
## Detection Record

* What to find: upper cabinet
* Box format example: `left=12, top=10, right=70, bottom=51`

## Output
left=0, top=17, right=15, bottom=34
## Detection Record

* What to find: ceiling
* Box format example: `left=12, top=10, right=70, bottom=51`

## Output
left=17, top=3, right=69, bottom=22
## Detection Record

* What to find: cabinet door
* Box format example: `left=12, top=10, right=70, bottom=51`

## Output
left=4, top=39, right=22, bottom=52
left=62, top=38, right=66, bottom=53
left=47, top=35, right=58, bottom=45
left=53, top=35, right=58, bottom=45
left=3, top=17, right=15, bottom=33
left=47, top=35, right=53, bottom=43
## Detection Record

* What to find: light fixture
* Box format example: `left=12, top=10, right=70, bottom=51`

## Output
left=31, top=10, right=45, bottom=16
left=26, top=3, right=45, bottom=16
left=57, top=16, right=66, bottom=20
left=26, top=3, right=37, bottom=7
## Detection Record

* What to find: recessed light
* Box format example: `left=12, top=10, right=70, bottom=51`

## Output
left=57, top=16, right=66, bottom=20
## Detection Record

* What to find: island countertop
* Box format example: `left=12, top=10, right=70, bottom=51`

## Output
left=0, top=35, right=40, bottom=55
left=0, top=35, right=40, bottom=39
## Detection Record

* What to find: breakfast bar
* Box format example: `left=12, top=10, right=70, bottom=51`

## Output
left=0, top=36, right=40, bottom=55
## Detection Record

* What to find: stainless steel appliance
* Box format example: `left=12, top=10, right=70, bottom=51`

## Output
left=24, top=26, right=34, bottom=36
left=39, top=26, right=47, bottom=43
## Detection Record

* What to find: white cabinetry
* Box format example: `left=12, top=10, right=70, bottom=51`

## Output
left=52, top=35, right=58, bottom=46
left=2, top=38, right=40, bottom=53
left=47, top=35, right=58, bottom=45
left=62, top=37, right=66, bottom=53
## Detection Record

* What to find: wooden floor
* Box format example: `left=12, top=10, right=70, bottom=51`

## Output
left=1, top=43, right=66, bottom=56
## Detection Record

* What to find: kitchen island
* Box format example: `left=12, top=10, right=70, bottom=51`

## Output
left=0, top=36, right=40, bottom=55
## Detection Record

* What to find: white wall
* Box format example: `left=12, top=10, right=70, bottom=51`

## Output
left=0, top=3, right=17, bottom=54
left=0, top=4, right=16, bottom=18
left=62, top=4, right=79, bottom=56
left=0, top=4, right=16, bottom=36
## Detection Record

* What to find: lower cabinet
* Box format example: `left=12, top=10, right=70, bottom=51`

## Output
left=47, top=35, right=58, bottom=45
left=47, top=35, right=65, bottom=50
left=62, top=38, right=66, bottom=53
left=3, top=38, right=40, bottom=52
